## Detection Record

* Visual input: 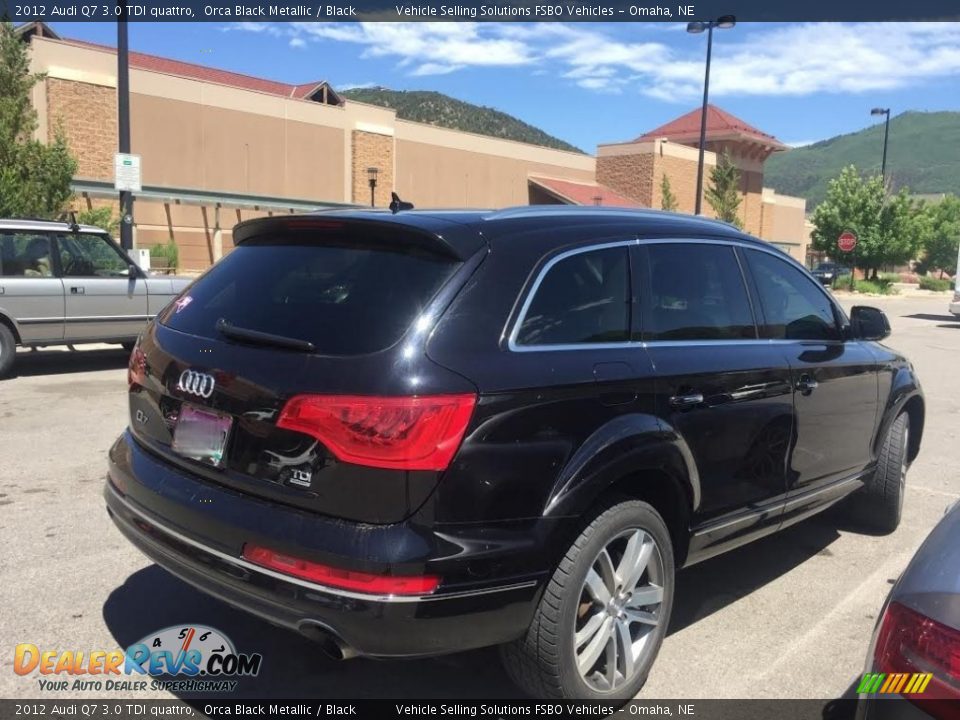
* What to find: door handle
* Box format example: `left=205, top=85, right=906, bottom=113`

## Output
left=70, top=286, right=85, bottom=295
left=669, top=393, right=704, bottom=410
left=796, top=375, right=819, bottom=394
left=0, top=286, right=4, bottom=294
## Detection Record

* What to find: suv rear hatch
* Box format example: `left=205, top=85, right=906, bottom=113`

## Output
left=127, top=215, right=483, bottom=524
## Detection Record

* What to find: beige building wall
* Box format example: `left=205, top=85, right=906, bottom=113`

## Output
left=598, top=140, right=717, bottom=219
left=28, top=33, right=809, bottom=271
left=394, top=121, right=594, bottom=208
left=352, top=129, right=394, bottom=206
left=760, top=188, right=809, bottom=264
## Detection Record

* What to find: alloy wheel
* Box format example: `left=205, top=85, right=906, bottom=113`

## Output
left=574, top=528, right=665, bottom=692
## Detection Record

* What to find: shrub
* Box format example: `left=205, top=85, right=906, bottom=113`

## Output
left=854, top=278, right=898, bottom=295
left=918, top=276, right=952, bottom=292
left=149, top=241, right=179, bottom=271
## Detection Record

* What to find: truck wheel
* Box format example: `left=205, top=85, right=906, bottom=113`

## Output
left=852, top=413, right=910, bottom=534
left=501, top=500, right=674, bottom=701
left=0, top=323, right=16, bottom=378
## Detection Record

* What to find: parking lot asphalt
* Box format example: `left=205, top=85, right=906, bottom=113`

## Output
left=1, top=294, right=958, bottom=702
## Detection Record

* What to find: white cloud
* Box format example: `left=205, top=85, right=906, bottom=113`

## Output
left=289, top=37, right=306, bottom=49
left=786, top=139, right=818, bottom=148
left=410, top=62, right=464, bottom=76
left=232, top=22, right=960, bottom=101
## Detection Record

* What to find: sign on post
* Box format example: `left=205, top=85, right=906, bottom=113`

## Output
left=114, top=153, right=142, bottom=193
left=838, top=231, right=858, bottom=253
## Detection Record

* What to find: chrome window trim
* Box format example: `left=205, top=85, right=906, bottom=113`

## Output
left=507, top=237, right=844, bottom=353
left=108, top=484, right=537, bottom=604
left=507, top=238, right=639, bottom=353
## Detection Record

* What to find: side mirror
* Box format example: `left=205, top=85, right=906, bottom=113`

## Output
left=850, top=305, right=890, bottom=341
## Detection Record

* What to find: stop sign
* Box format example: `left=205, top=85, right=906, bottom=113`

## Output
left=838, top=231, right=858, bottom=253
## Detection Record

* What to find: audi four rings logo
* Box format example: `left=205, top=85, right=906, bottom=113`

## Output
left=177, top=370, right=216, bottom=398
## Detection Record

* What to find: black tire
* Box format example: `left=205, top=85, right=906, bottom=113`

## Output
left=851, top=413, right=910, bottom=534
left=0, top=323, right=16, bottom=378
left=500, top=500, right=674, bottom=701
left=121, top=341, right=136, bottom=353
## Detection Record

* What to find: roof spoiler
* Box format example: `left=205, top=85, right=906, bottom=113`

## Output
left=232, top=214, right=468, bottom=260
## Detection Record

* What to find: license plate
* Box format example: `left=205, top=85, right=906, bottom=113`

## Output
left=172, top=404, right=232, bottom=467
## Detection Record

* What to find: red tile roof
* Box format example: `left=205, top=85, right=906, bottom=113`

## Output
left=636, top=104, right=784, bottom=148
left=56, top=36, right=327, bottom=100
left=529, top=176, right=639, bottom=208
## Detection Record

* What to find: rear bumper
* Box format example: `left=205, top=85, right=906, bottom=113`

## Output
left=105, top=431, right=553, bottom=658
left=949, top=300, right=960, bottom=317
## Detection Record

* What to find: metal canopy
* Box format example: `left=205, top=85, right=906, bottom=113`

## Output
left=71, top=179, right=358, bottom=213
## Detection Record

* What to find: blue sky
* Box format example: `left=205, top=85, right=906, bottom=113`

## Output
left=47, top=21, right=960, bottom=153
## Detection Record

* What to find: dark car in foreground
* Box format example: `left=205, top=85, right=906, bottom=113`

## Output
left=812, top=262, right=852, bottom=286
left=857, top=500, right=960, bottom=719
left=105, top=207, right=924, bottom=700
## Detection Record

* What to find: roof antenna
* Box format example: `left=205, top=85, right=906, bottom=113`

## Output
left=389, top=192, right=414, bottom=214
left=68, top=210, right=79, bottom=232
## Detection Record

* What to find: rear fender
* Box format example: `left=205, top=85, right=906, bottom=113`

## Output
left=543, top=414, right=699, bottom=518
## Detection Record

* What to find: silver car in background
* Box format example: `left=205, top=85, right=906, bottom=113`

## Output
left=0, top=218, right=191, bottom=377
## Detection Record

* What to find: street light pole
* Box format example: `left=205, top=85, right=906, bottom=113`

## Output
left=693, top=24, right=713, bottom=216
left=871, top=107, right=891, bottom=185
left=117, top=4, right=133, bottom=250
left=687, top=16, right=735, bottom=216
left=367, top=167, right=379, bottom=207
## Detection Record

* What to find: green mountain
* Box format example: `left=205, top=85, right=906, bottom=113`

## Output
left=341, top=87, right=584, bottom=154
left=765, top=111, right=960, bottom=208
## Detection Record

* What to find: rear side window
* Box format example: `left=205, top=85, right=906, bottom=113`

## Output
left=644, top=243, right=755, bottom=341
left=744, top=249, right=840, bottom=341
left=0, top=232, right=54, bottom=278
left=514, top=246, right=629, bottom=346
left=160, top=240, right=459, bottom=356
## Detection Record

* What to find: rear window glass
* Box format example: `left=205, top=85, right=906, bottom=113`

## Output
left=160, top=241, right=459, bottom=355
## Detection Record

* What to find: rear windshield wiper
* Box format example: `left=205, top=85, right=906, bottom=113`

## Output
left=215, top=318, right=315, bottom=353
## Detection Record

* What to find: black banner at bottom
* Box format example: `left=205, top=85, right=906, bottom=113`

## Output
left=4, top=698, right=943, bottom=720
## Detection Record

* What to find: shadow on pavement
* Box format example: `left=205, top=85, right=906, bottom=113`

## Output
left=669, top=511, right=842, bottom=634
left=904, top=313, right=957, bottom=323
left=102, top=510, right=856, bottom=702
left=8, top=346, right=129, bottom=378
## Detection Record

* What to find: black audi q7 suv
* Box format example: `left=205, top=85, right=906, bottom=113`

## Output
left=106, top=207, right=924, bottom=700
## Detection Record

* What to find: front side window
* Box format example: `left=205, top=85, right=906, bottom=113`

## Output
left=58, top=234, right=131, bottom=278
left=644, top=243, right=756, bottom=341
left=0, top=232, right=54, bottom=278
left=515, top=246, right=630, bottom=346
left=745, top=249, right=840, bottom=341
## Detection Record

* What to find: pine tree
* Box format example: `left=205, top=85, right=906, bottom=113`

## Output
left=0, top=22, right=77, bottom=218
left=705, top=149, right=743, bottom=228
left=660, top=174, right=678, bottom=212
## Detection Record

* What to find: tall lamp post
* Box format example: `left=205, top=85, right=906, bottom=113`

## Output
left=117, top=4, right=133, bottom=250
left=871, top=107, right=891, bottom=185
left=687, top=15, right=736, bottom=216
left=367, top=167, right=379, bottom=208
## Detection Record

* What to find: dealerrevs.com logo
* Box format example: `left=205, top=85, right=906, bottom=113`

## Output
left=14, top=625, right=262, bottom=693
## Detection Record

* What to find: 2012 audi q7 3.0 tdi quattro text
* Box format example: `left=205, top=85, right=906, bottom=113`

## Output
left=106, top=207, right=924, bottom=700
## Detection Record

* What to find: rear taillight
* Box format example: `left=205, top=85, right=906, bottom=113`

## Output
left=276, top=394, right=476, bottom=471
left=242, top=543, right=439, bottom=596
left=874, top=601, right=960, bottom=712
left=128, top=345, right=147, bottom=387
